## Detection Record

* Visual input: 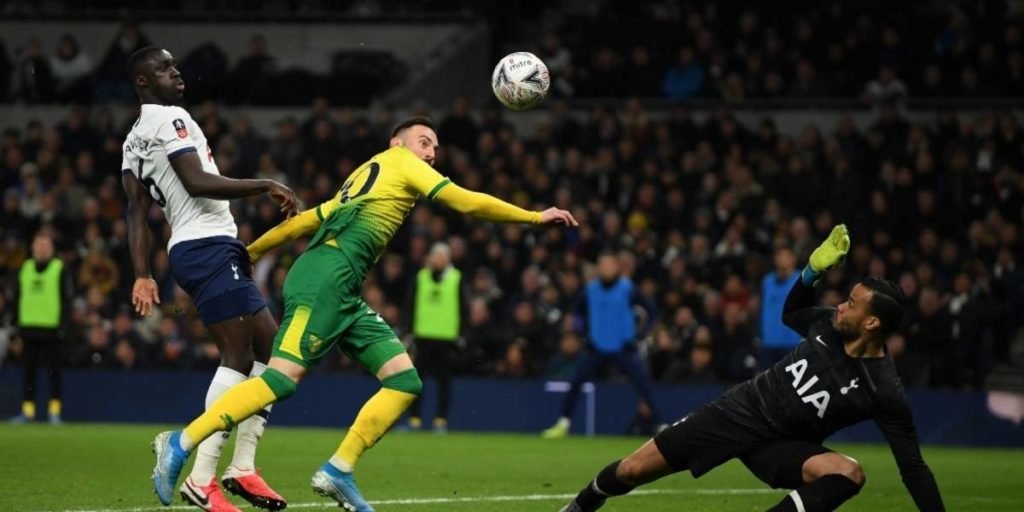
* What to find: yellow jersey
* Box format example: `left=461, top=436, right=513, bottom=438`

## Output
left=307, top=146, right=450, bottom=273
left=247, top=145, right=540, bottom=281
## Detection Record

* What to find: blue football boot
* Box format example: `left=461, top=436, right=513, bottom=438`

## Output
left=310, top=462, right=374, bottom=512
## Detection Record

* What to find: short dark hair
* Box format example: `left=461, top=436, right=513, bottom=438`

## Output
left=859, top=276, right=906, bottom=337
left=390, top=116, right=436, bottom=138
left=126, top=46, right=163, bottom=79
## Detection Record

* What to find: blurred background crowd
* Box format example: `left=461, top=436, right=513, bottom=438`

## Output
left=0, top=0, right=1022, bottom=392
left=1, top=1, right=1021, bottom=104
left=2, top=97, right=1021, bottom=390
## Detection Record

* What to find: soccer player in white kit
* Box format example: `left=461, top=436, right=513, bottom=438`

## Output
left=121, top=46, right=297, bottom=512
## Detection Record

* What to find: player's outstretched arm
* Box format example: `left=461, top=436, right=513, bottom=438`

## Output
left=782, top=224, right=850, bottom=335
left=433, top=182, right=578, bottom=226
left=246, top=203, right=328, bottom=263
left=169, top=151, right=299, bottom=216
left=122, top=173, right=160, bottom=317
left=876, top=398, right=946, bottom=511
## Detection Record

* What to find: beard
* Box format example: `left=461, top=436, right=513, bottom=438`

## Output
left=834, top=319, right=860, bottom=342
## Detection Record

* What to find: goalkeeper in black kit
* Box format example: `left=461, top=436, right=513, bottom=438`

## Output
left=560, top=225, right=945, bottom=512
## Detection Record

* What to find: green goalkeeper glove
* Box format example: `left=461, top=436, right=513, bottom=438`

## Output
left=801, top=224, right=850, bottom=286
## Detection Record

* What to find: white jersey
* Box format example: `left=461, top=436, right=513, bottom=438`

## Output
left=121, top=104, right=237, bottom=251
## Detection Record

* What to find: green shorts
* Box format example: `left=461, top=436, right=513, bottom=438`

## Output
left=271, top=245, right=405, bottom=373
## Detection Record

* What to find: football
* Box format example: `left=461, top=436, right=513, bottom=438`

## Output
left=491, top=52, right=551, bottom=111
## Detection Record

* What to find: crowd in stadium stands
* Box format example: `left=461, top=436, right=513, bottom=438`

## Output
left=0, top=0, right=1021, bottom=389
left=532, top=1, right=1024, bottom=100
left=2, top=1, right=1022, bottom=104
left=0, top=21, right=281, bottom=106
left=0, top=94, right=1022, bottom=391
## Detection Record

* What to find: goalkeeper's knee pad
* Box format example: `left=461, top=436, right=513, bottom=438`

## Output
left=382, top=368, right=423, bottom=395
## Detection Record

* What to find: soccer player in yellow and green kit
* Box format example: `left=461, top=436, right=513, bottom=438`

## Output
left=152, top=117, right=578, bottom=511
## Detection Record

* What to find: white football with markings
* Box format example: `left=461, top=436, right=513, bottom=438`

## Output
left=491, top=52, right=550, bottom=111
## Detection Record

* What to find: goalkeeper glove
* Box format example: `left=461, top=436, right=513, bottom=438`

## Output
left=801, top=224, right=850, bottom=286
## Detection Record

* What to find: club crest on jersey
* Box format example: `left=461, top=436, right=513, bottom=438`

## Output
left=172, top=119, right=188, bottom=139
left=307, top=333, right=323, bottom=353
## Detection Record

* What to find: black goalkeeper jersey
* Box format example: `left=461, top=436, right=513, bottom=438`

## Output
left=710, top=279, right=945, bottom=511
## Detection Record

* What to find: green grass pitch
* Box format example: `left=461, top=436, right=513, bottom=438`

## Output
left=1, top=423, right=1021, bottom=511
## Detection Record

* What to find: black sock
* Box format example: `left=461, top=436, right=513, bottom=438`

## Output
left=573, top=461, right=635, bottom=511
left=768, top=474, right=862, bottom=512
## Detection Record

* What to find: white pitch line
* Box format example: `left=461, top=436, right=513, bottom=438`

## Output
left=51, top=488, right=779, bottom=512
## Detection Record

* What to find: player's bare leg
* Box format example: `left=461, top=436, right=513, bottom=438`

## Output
left=313, top=352, right=422, bottom=512
left=561, top=439, right=675, bottom=512
left=221, top=309, right=287, bottom=511
left=767, top=452, right=864, bottom=512
left=266, top=356, right=306, bottom=381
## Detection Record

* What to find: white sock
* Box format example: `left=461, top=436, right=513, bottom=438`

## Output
left=189, top=366, right=247, bottom=485
left=788, top=490, right=807, bottom=512
left=230, top=362, right=274, bottom=471
left=329, top=454, right=353, bottom=473
left=557, top=417, right=571, bottom=428
left=178, top=431, right=195, bottom=452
